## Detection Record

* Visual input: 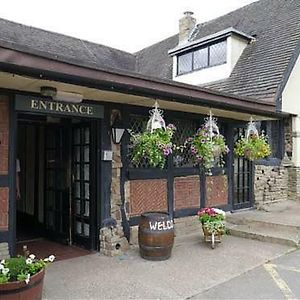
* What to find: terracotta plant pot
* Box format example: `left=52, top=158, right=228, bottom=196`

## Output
left=0, top=269, right=45, bottom=300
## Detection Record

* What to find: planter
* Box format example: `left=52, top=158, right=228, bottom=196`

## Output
left=138, top=212, right=174, bottom=261
left=0, top=269, right=45, bottom=300
left=212, top=145, right=221, bottom=158
left=202, top=224, right=224, bottom=249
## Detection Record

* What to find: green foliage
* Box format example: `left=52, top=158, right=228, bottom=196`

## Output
left=5, top=257, right=27, bottom=281
left=130, top=124, right=176, bottom=168
left=0, top=254, right=54, bottom=284
left=234, top=134, right=271, bottom=161
left=17, top=272, right=28, bottom=282
left=26, top=260, right=46, bottom=275
left=187, top=126, right=229, bottom=172
left=198, top=207, right=226, bottom=235
left=203, top=221, right=226, bottom=235
left=0, top=274, right=9, bottom=284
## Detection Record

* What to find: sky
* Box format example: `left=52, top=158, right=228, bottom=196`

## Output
left=1, top=0, right=257, bottom=53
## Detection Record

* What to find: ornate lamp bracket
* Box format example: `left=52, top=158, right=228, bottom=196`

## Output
left=146, top=101, right=166, bottom=132
left=246, top=116, right=259, bottom=140
left=204, top=110, right=220, bottom=140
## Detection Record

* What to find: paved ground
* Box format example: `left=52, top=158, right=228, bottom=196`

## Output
left=43, top=234, right=294, bottom=299
left=192, top=249, right=300, bottom=299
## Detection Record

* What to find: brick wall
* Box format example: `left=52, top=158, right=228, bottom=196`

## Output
left=174, top=176, right=200, bottom=210
left=128, top=179, right=167, bottom=216
left=0, top=96, right=9, bottom=233
left=0, top=97, right=9, bottom=175
left=206, top=175, right=228, bottom=207
left=0, top=187, right=9, bottom=230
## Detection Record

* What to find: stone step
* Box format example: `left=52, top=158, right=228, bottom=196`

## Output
left=226, top=213, right=300, bottom=233
left=227, top=223, right=300, bottom=247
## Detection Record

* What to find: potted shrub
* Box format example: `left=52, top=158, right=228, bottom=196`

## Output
left=0, top=254, right=55, bottom=299
left=234, top=133, right=271, bottom=161
left=197, top=207, right=226, bottom=248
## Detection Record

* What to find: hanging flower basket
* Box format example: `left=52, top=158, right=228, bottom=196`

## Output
left=186, top=112, right=229, bottom=173
left=130, top=102, right=176, bottom=169
left=234, top=119, right=271, bottom=161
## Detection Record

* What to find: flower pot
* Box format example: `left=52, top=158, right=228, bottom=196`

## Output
left=0, top=269, right=45, bottom=300
left=212, top=145, right=221, bottom=158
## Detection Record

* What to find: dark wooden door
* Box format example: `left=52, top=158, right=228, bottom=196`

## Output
left=232, top=127, right=254, bottom=210
left=71, top=123, right=93, bottom=249
left=44, top=125, right=71, bottom=243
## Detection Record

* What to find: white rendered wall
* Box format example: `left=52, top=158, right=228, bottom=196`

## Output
left=229, top=35, right=248, bottom=70
left=173, top=35, right=248, bottom=85
left=282, top=54, right=300, bottom=114
left=282, top=54, right=300, bottom=166
left=292, top=116, right=300, bottom=167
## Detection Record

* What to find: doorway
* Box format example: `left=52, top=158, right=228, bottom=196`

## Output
left=232, top=127, right=254, bottom=210
left=16, top=114, right=97, bottom=251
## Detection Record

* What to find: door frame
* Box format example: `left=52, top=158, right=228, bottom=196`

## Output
left=71, top=121, right=98, bottom=250
left=228, top=124, right=254, bottom=211
left=14, top=112, right=101, bottom=251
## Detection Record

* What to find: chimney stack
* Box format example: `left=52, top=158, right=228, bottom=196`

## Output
left=179, top=11, right=196, bottom=44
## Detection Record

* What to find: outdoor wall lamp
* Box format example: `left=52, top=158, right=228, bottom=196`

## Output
left=40, top=86, right=83, bottom=103
left=111, top=110, right=125, bottom=144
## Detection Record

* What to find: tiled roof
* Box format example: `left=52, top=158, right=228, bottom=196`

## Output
left=0, top=0, right=300, bottom=103
left=135, top=35, right=178, bottom=80
left=196, top=0, right=300, bottom=101
left=0, top=18, right=136, bottom=72
left=136, top=0, right=300, bottom=102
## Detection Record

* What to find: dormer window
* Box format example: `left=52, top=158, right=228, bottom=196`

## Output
left=177, top=40, right=227, bottom=75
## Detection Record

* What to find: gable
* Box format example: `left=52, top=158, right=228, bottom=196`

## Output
left=282, top=52, right=300, bottom=114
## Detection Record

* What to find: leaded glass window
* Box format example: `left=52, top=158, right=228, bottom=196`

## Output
left=128, top=115, right=150, bottom=168
left=177, top=52, right=193, bottom=75
left=172, top=118, right=199, bottom=168
left=177, top=40, right=227, bottom=75
left=193, top=47, right=208, bottom=70
left=260, top=120, right=281, bottom=158
left=209, top=40, right=227, bottom=66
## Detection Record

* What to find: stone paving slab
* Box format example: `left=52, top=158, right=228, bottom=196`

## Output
left=43, top=234, right=293, bottom=299
left=192, top=249, right=300, bottom=299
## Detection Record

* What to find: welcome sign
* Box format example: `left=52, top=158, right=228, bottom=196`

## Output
left=15, top=95, right=104, bottom=119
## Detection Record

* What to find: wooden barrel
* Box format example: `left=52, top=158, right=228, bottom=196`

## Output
left=0, top=269, right=45, bottom=300
left=138, top=212, right=174, bottom=261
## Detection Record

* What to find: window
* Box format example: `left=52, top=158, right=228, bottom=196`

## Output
left=177, top=40, right=227, bottom=75
left=177, top=52, right=193, bottom=75
left=209, top=41, right=227, bottom=66
left=260, top=120, right=281, bottom=158
left=193, top=47, right=208, bottom=70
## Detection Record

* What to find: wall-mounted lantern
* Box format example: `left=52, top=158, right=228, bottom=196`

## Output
left=111, top=110, right=125, bottom=144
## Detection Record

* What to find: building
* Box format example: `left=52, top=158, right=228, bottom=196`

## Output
left=0, top=0, right=299, bottom=257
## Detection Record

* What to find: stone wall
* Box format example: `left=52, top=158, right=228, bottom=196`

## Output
left=254, top=164, right=288, bottom=208
left=99, top=110, right=129, bottom=256
left=0, top=242, right=9, bottom=259
left=287, top=167, right=300, bottom=200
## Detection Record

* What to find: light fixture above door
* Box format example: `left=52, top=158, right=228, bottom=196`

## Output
left=40, top=86, right=83, bottom=103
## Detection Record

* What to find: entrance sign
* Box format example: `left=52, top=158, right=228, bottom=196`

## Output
left=15, top=95, right=104, bottom=119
